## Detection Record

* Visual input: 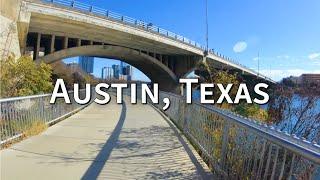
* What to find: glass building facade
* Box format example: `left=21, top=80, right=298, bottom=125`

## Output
left=79, top=56, right=94, bottom=73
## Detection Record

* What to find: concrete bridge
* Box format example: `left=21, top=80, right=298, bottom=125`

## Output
left=1, top=0, right=275, bottom=91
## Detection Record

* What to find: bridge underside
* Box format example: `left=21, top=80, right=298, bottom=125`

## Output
left=2, top=0, right=275, bottom=88
left=26, top=32, right=202, bottom=92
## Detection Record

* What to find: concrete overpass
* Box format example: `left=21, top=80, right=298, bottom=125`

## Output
left=2, top=0, right=275, bottom=91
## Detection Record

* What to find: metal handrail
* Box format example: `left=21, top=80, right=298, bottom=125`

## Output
left=38, top=0, right=274, bottom=82
left=0, top=89, right=79, bottom=103
left=0, top=89, right=95, bottom=145
left=0, top=93, right=52, bottom=103
left=157, top=91, right=320, bottom=179
left=194, top=101, right=320, bottom=163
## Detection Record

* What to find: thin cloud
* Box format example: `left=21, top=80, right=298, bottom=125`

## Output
left=233, top=41, right=247, bottom=53
left=308, top=53, right=320, bottom=60
left=276, top=55, right=290, bottom=59
left=314, top=61, right=320, bottom=66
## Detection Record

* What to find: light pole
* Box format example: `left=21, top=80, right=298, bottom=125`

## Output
left=205, top=0, right=209, bottom=55
left=257, top=52, right=260, bottom=76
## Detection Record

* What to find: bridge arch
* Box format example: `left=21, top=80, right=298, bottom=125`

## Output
left=35, top=45, right=179, bottom=91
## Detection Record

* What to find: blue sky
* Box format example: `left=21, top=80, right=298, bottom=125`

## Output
left=65, top=0, right=320, bottom=81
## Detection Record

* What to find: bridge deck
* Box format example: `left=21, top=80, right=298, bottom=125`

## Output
left=1, top=97, right=212, bottom=179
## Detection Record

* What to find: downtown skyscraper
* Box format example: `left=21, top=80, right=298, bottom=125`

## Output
left=79, top=56, right=94, bottom=73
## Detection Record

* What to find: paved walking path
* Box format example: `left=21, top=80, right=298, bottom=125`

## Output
left=1, top=97, right=212, bottom=180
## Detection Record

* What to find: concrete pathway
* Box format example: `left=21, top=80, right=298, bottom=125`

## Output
left=1, top=97, right=212, bottom=180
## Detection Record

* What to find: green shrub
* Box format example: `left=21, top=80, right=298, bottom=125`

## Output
left=234, top=103, right=268, bottom=122
left=0, top=55, right=53, bottom=98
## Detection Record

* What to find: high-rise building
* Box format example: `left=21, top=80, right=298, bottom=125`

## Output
left=101, top=67, right=114, bottom=80
left=79, top=56, right=94, bottom=73
left=123, top=65, right=132, bottom=81
left=112, top=64, right=120, bottom=79
left=120, top=62, right=133, bottom=81
left=120, top=61, right=126, bottom=73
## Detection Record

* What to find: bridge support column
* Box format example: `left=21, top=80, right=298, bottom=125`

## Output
left=17, top=2, right=31, bottom=56
left=77, top=39, right=81, bottom=46
left=50, top=35, right=55, bottom=53
left=63, top=37, right=68, bottom=49
left=0, top=0, right=29, bottom=58
left=172, top=55, right=202, bottom=78
left=163, top=56, right=169, bottom=67
left=170, top=59, right=175, bottom=73
left=34, top=33, right=41, bottom=60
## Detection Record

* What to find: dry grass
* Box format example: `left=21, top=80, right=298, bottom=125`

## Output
left=1, top=120, right=47, bottom=149
left=24, top=120, right=48, bottom=137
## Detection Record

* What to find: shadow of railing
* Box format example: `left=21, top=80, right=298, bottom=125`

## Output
left=151, top=106, right=214, bottom=179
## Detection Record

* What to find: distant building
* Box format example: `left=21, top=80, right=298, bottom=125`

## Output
left=284, top=74, right=320, bottom=86
left=120, top=62, right=132, bottom=81
left=119, top=74, right=127, bottom=81
left=104, top=62, right=133, bottom=81
left=101, top=67, right=114, bottom=80
left=112, top=64, right=120, bottom=79
left=66, top=62, right=79, bottom=71
left=286, top=76, right=301, bottom=85
left=123, top=65, right=132, bottom=81
left=79, top=56, right=94, bottom=73
left=300, top=74, right=320, bottom=85
left=120, top=62, right=124, bottom=71
left=66, top=62, right=86, bottom=74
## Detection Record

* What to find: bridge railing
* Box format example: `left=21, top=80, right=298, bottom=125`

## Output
left=155, top=91, right=319, bottom=179
left=41, top=0, right=205, bottom=50
left=39, top=0, right=274, bottom=82
left=0, top=89, right=95, bottom=146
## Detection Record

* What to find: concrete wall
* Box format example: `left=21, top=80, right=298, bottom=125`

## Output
left=0, top=0, right=20, bottom=58
left=0, top=15, right=21, bottom=58
left=0, top=0, right=30, bottom=59
left=0, top=0, right=20, bottom=19
left=16, top=2, right=31, bottom=54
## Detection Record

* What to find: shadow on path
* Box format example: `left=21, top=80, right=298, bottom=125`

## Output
left=81, top=101, right=127, bottom=180
left=149, top=105, right=213, bottom=179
